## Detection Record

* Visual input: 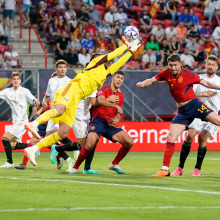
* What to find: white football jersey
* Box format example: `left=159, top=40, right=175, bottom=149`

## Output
left=75, top=90, right=97, bottom=120
left=193, top=73, right=220, bottom=113
left=46, top=76, right=71, bottom=104
left=0, top=86, right=36, bottom=123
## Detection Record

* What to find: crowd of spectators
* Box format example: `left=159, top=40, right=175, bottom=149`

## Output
left=1, top=0, right=220, bottom=70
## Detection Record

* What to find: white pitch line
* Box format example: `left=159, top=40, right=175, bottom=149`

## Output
left=1, top=206, right=220, bottom=213
left=1, top=176, right=220, bottom=195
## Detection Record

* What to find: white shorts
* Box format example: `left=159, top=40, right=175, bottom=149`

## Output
left=72, top=118, right=90, bottom=139
left=189, top=118, right=219, bottom=138
left=9, top=117, right=29, bottom=142
left=46, top=119, right=59, bottom=132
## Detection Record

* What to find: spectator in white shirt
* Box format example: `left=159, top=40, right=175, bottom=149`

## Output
left=204, top=0, right=215, bottom=22
left=114, top=6, right=128, bottom=28
left=4, top=45, right=19, bottom=68
left=180, top=48, right=195, bottom=69
left=65, top=3, right=77, bottom=30
left=142, top=49, right=156, bottom=68
left=104, top=5, right=116, bottom=27
left=151, top=23, right=165, bottom=43
left=212, top=25, right=220, bottom=43
left=165, top=23, right=177, bottom=41
left=78, top=46, right=91, bottom=67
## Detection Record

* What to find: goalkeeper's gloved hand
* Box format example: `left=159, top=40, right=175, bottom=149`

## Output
left=128, top=39, right=141, bottom=53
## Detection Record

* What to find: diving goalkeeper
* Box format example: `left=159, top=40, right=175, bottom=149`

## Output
left=24, top=37, right=140, bottom=166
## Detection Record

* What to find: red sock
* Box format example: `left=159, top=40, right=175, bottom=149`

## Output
left=163, top=142, right=175, bottom=167
left=112, top=146, right=130, bottom=165
left=23, top=143, right=32, bottom=165
left=73, top=147, right=90, bottom=169
left=57, top=155, right=61, bottom=159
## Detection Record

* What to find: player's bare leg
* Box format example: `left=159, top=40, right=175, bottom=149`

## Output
left=69, top=132, right=99, bottom=174
left=152, top=123, right=186, bottom=177
left=205, top=112, right=220, bottom=125
left=109, top=131, right=134, bottom=174
left=25, top=122, right=70, bottom=166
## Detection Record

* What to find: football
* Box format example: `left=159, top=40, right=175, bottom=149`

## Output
left=123, top=26, right=139, bottom=40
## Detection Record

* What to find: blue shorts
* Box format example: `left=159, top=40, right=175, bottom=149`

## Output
left=88, top=117, right=123, bottom=142
left=172, top=98, right=213, bottom=127
left=3, top=10, right=15, bottom=19
left=37, top=124, right=47, bottom=137
left=21, top=4, right=31, bottom=15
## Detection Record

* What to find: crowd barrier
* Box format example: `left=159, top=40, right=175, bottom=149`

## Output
left=1, top=122, right=219, bottom=152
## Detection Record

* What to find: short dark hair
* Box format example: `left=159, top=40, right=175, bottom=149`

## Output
left=11, top=71, right=21, bottom=79
left=167, top=54, right=181, bottom=63
left=207, top=55, right=218, bottom=64
left=113, top=70, right=125, bottom=77
left=90, top=53, right=102, bottom=61
left=55, top=59, right=67, bottom=68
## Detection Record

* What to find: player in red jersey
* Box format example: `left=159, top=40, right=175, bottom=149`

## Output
left=136, top=54, right=220, bottom=177
left=68, top=70, right=134, bottom=174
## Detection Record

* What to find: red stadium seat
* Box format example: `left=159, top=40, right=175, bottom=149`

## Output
left=127, top=61, right=141, bottom=69
left=141, top=0, right=149, bottom=6
left=140, top=32, right=148, bottom=42
left=152, top=19, right=162, bottom=26
left=194, top=11, right=203, bottom=19
left=178, top=5, right=185, bottom=13
left=193, top=7, right=203, bottom=13
left=94, top=5, right=105, bottom=11
left=163, top=20, right=175, bottom=28
left=131, top=19, right=139, bottom=29
left=131, top=5, right=141, bottom=17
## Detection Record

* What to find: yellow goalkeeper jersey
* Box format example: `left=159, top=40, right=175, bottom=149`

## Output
left=71, top=44, right=131, bottom=99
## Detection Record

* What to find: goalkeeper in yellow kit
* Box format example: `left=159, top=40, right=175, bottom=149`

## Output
left=24, top=37, right=140, bottom=166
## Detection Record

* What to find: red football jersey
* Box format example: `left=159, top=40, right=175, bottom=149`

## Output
left=155, top=68, right=202, bottom=103
left=93, top=85, right=124, bottom=121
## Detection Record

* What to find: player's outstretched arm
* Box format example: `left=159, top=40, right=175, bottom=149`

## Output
left=199, top=79, right=220, bottom=90
left=107, top=51, right=132, bottom=76
left=107, top=44, right=128, bottom=61
left=196, top=90, right=216, bottom=98
left=136, top=77, right=158, bottom=88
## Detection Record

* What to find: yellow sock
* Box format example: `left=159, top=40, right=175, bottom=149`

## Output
left=37, top=132, right=61, bottom=149
left=36, top=109, right=59, bottom=125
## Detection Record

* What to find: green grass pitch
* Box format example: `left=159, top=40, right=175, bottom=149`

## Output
left=1, top=151, right=220, bottom=220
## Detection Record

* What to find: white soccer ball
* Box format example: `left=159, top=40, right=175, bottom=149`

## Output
left=123, top=26, right=139, bottom=40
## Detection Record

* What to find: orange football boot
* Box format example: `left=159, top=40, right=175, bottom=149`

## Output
left=152, top=170, right=170, bottom=177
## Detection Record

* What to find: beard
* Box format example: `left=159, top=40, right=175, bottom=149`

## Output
left=207, top=69, right=215, bottom=76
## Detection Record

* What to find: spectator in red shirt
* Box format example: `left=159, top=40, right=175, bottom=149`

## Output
left=84, top=19, right=98, bottom=38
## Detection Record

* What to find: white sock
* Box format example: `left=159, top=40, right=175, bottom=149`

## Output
left=66, top=157, right=71, bottom=162
left=32, top=145, right=40, bottom=152
left=161, top=166, right=169, bottom=171
left=32, top=120, right=39, bottom=127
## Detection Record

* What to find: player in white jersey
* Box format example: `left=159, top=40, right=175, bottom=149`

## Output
left=44, top=61, right=71, bottom=136
left=172, top=55, right=220, bottom=177
left=51, top=90, right=102, bottom=174
left=0, top=71, right=40, bottom=168
left=42, top=60, right=75, bottom=169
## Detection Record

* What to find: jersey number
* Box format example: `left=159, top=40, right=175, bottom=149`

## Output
left=198, top=104, right=210, bottom=114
